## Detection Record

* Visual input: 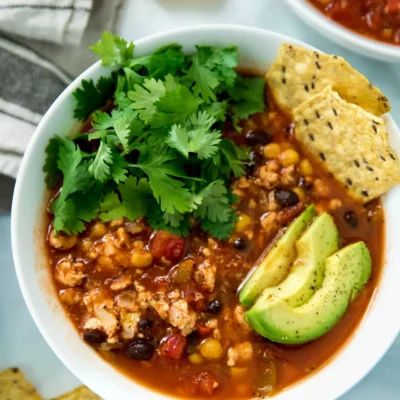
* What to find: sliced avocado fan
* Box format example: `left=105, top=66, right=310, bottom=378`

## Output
left=257, top=213, right=339, bottom=309
left=239, top=205, right=316, bottom=307
left=245, top=242, right=372, bottom=345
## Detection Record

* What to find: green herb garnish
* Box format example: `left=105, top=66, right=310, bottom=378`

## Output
left=43, top=32, right=266, bottom=239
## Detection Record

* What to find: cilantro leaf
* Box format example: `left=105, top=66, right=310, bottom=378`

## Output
left=194, top=180, right=234, bottom=223
left=147, top=208, right=191, bottom=237
left=57, top=138, right=93, bottom=199
left=167, top=112, right=221, bottom=160
left=151, top=83, right=202, bottom=128
left=200, top=214, right=238, bottom=240
left=218, top=139, right=249, bottom=178
left=129, top=44, right=187, bottom=79
left=90, top=31, right=134, bottom=68
left=43, top=137, right=62, bottom=189
left=132, top=153, right=200, bottom=214
left=228, top=76, right=266, bottom=124
left=128, top=78, right=166, bottom=123
left=88, top=141, right=113, bottom=182
left=197, top=46, right=238, bottom=87
left=185, top=45, right=238, bottom=103
left=73, top=76, right=115, bottom=120
left=52, top=189, right=102, bottom=235
left=110, top=152, right=129, bottom=183
left=99, top=177, right=153, bottom=221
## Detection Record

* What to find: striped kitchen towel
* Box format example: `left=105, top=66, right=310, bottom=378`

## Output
left=0, top=0, right=122, bottom=178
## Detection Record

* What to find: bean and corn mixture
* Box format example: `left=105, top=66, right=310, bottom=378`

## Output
left=47, top=99, right=384, bottom=398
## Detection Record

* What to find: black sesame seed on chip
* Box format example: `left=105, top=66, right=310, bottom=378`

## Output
left=332, top=108, right=337, bottom=116
left=319, top=153, right=326, bottom=161
left=389, top=153, right=396, bottom=160
left=354, top=160, right=360, bottom=168
left=372, top=125, right=377, bottom=134
left=309, top=133, right=315, bottom=141
left=315, top=111, right=320, bottom=118
left=327, top=122, right=333, bottom=130
left=304, top=84, right=309, bottom=92
left=304, top=119, right=309, bottom=126
left=315, top=61, right=321, bottom=69
left=361, top=190, right=369, bottom=197
left=346, top=178, right=353, bottom=186
left=380, top=155, right=386, bottom=161
left=282, top=77, right=286, bottom=84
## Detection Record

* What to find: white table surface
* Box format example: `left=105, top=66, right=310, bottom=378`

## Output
left=1, top=0, right=399, bottom=398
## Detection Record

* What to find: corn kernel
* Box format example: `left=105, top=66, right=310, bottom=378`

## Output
left=236, top=213, right=252, bottom=233
left=188, top=353, right=204, bottom=365
left=300, top=159, right=314, bottom=176
left=79, top=238, right=93, bottom=253
left=263, top=143, right=281, bottom=159
left=131, top=250, right=153, bottom=268
left=91, top=222, right=107, bottom=238
left=199, top=338, right=223, bottom=360
left=279, top=149, right=300, bottom=166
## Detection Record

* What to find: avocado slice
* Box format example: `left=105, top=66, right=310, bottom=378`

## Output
left=239, top=205, right=316, bottom=307
left=245, top=242, right=372, bottom=344
left=257, top=213, right=339, bottom=308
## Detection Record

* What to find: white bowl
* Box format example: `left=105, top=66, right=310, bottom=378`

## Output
left=11, top=24, right=400, bottom=400
left=284, top=0, right=400, bottom=63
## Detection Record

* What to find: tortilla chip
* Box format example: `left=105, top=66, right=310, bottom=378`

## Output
left=266, top=44, right=390, bottom=117
left=0, top=368, right=42, bottom=400
left=293, top=86, right=400, bottom=203
left=52, top=386, right=101, bottom=400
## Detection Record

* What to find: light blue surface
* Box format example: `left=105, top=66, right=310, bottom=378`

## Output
left=1, top=0, right=399, bottom=398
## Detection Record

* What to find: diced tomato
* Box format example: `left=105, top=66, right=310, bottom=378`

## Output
left=159, top=333, right=187, bottom=360
left=196, top=324, right=214, bottom=337
left=181, top=284, right=205, bottom=311
left=195, top=372, right=219, bottom=396
left=150, top=231, right=185, bottom=261
left=387, top=0, right=400, bottom=15
left=153, top=275, right=169, bottom=288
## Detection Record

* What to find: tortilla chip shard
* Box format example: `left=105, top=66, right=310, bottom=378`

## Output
left=52, top=386, right=102, bottom=399
left=293, top=86, right=400, bottom=203
left=266, top=43, right=390, bottom=117
left=0, top=367, right=42, bottom=400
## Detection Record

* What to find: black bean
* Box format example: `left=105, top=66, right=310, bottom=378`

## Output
left=344, top=211, right=358, bottom=228
left=245, top=129, right=271, bottom=146
left=138, top=319, right=153, bottom=332
left=250, top=151, right=263, bottom=164
left=207, top=300, right=222, bottom=314
left=234, top=238, right=248, bottom=251
left=187, top=331, right=199, bottom=347
left=125, top=339, right=154, bottom=360
left=274, top=189, right=299, bottom=207
left=83, top=330, right=106, bottom=344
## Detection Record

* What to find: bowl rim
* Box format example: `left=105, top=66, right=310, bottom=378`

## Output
left=11, top=23, right=400, bottom=400
left=284, top=0, right=400, bottom=61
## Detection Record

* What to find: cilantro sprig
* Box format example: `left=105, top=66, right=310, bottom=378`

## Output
left=43, top=32, right=266, bottom=239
